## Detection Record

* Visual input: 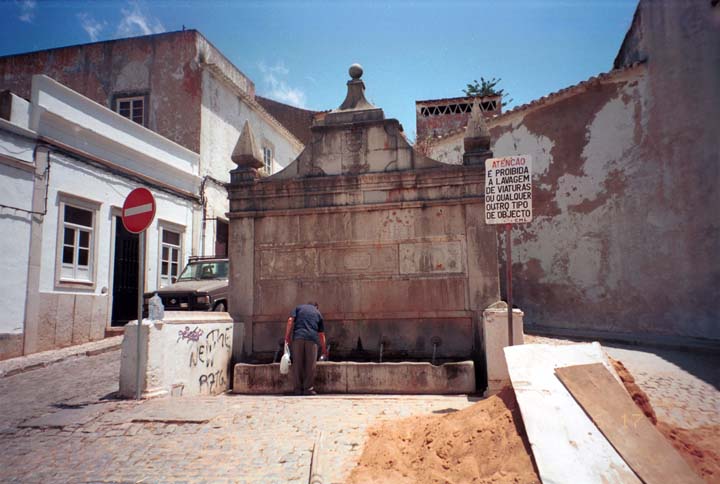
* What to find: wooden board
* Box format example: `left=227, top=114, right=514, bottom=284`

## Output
left=556, top=363, right=704, bottom=484
left=505, top=343, right=641, bottom=484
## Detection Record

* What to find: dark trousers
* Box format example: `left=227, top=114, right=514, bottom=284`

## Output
left=291, top=339, right=318, bottom=393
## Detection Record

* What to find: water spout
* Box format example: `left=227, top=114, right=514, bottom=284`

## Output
left=430, top=336, right=442, bottom=366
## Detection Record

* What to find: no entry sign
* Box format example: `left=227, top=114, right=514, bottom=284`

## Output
left=122, top=187, right=156, bottom=399
left=485, top=156, right=533, bottom=225
left=122, top=187, right=156, bottom=234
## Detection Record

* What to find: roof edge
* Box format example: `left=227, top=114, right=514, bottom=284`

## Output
left=416, top=94, right=501, bottom=105
left=0, top=29, right=196, bottom=61
left=489, top=62, right=646, bottom=124
left=423, top=62, right=647, bottom=140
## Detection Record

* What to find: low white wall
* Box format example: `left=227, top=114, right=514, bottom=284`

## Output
left=483, top=307, right=524, bottom=395
left=119, top=311, right=235, bottom=398
left=0, top=163, right=33, bottom=335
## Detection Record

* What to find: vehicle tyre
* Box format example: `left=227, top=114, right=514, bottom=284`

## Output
left=213, top=301, right=226, bottom=312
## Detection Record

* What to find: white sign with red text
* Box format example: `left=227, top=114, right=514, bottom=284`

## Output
left=485, top=155, right=533, bottom=225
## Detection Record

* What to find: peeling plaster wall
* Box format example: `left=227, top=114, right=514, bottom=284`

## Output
left=420, top=1, right=719, bottom=342
left=428, top=131, right=464, bottom=165
left=0, top=31, right=202, bottom=153
left=490, top=62, right=718, bottom=340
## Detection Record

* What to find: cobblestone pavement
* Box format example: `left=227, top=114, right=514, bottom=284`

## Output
left=1, top=338, right=718, bottom=483
left=0, top=336, right=122, bottom=378
left=526, top=334, right=720, bottom=429
left=0, top=349, right=476, bottom=483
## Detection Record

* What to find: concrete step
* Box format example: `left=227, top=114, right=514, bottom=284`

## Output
left=233, top=360, right=476, bottom=394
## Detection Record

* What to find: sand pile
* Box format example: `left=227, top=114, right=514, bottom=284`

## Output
left=346, top=388, right=540, bottom=484
left=611, top=358, right=720, bottom=483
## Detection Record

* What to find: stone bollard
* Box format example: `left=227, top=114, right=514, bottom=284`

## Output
left=482, top=304, right=524, bottom=396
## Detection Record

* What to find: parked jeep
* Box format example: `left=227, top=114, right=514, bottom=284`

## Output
left=144, top=256, right=229, bottom=313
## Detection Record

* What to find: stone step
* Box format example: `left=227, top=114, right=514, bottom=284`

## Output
left=233, top=360, right=476, bottom=394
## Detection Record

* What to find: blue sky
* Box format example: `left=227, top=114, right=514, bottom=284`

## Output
left=1, top=0, right=637, bottom=140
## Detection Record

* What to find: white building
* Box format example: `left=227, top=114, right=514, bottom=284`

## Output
left=0, top=31, right=307, bottom=262
left=0, top=75, right=202, bottom=359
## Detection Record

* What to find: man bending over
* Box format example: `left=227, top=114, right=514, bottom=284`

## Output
left=284, top=302, right=327, bottom=395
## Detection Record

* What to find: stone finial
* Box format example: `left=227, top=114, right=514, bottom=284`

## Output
left=321, top=64, right=385, bottom=126
left=231, top=121, right=263, bottom=169
left=463, top=101, right=493, bottom=166
left=337, top=63, right=377, bottom=111
left=349, top=63, right=363, bottom=80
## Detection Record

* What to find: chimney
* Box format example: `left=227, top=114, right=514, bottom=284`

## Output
left=462, top=101, right=493, bottom=166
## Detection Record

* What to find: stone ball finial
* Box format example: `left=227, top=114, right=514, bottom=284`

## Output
left=349, top=63, right=363, bottom=80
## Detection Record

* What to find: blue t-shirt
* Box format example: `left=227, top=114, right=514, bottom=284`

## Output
left=291, top=304, right=324, bottom=345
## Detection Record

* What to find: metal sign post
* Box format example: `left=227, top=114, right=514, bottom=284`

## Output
left=505, top=223, right=513, bottom=346
left=484, top=156, right=532, bottom=347
left=121, top=187, right=156, bottom=400
left=135, top=231, right=145, bottom=400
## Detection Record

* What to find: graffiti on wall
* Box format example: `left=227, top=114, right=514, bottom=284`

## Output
left=178, top=325, right=203, bottom=342
left=181, top=325, right=233, bottom=395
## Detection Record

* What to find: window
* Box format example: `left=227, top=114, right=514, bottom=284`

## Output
left=116, top=96, right=145, bottom=125
left=159, top=228, right=182, bottom=287
left=215, top=219, right=228, bottom=257
left=262, top=146, right=273, bottom=173
left=60, top=204, right=95, bottom=282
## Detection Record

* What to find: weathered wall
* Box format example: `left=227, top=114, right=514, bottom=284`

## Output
left=230, top=65, right=502, bottom=361
left=490, top=64, right=717, bottom=339
left=427, top=130, right=465, bottom=165
left=419, top=1, right=719, bottom=343
left=248, top=202, right=492, bottom=359
left=0, top=31, right=202, bottom=153
left=229, top=124, right=500, bottom=361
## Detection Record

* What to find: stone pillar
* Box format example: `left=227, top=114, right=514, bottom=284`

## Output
left=229, top=216, right=254, bottom=361
left=227, top=121, right=264, bottom=362
left=483, top=306, right=524, bottom=396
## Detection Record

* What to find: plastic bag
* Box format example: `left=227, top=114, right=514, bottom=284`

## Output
left=280, top=343, right=291, bottom=375
left=148, top=293, right=164, bottom=321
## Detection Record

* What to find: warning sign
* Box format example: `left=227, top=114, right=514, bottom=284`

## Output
left=485, top=155, right=533, bottom=224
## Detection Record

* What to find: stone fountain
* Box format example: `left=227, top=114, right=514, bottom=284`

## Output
left=227, top=65, right=506, bottom=394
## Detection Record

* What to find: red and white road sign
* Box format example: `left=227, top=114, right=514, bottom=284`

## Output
left=122, top=187, right=156, bottom=234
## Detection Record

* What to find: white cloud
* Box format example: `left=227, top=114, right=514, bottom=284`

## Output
left=258, top=61, right=307, bottom=108
left=78, top=13, right=107, bottom=42
left=17, top=0, right=36, bottom=23
left=116, top=1, right=166, bottom=38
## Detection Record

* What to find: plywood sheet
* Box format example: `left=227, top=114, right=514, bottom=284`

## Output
left=504, top=343, right=641, bottom=484
left=556, top=363, right=704, bottom=484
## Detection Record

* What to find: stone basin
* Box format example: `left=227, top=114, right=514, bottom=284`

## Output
left=232, top=360, right=475, bottom=394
